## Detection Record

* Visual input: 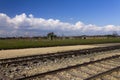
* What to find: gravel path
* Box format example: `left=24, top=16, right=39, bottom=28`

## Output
left=0, top=43, right=120, bottom=59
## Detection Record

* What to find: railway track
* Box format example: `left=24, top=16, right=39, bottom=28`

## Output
left=0, top=45, right=120, bottom=80
left=18, top=55, right=120, bottom=80
left=86, top=66, right=120, bottom=80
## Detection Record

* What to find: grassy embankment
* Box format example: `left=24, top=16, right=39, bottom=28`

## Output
left=0, top=38, right=120, bottom=50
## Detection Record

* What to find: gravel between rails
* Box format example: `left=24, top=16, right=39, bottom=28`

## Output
left=19, top=55, right=120, bottom=80
left=0, top=48, right=120, bottom=80
left=88, top=67, right=120, bottom=80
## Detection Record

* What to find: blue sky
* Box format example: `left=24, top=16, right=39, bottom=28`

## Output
left=0, top=0, right=120, bottom=36
left=1, top=0, right=120, bottom=25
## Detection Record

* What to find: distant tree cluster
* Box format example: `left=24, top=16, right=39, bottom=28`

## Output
left=0, top=31, right=119, bottom=40
left=106, top=31, right=119, bottom=38
left=112, top=31, right=118, bottom=37
left=47, top=32, right=57, bottom=40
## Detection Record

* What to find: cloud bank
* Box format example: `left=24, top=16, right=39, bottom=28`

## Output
left=0, top=13, right=120, bottom=37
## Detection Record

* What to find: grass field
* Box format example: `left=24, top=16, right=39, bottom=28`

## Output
left=0, top=38, right=120, bottom=50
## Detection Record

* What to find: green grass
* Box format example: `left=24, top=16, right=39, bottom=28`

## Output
left=0, top=38, right=120, bottom=50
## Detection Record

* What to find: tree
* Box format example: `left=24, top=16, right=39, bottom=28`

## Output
left=112, top=31, right=118, bottom=37
left=47, top=32, right=57, bottom=40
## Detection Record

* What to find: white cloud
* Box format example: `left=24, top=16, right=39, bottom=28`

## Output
left=0, top=13, right=120, bottom=37
left=103, top=25, right=120, bottom=32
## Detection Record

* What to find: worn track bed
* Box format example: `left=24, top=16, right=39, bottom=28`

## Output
left=0, top=45, right=120, bottom=80
left=86, top=66, right=120, bottom=80
left=19, top=55, right=120, bottom=80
